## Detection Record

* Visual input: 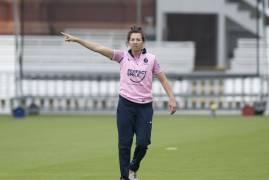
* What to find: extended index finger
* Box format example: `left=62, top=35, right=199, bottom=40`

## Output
left=60, top=32, right=67, bottom=36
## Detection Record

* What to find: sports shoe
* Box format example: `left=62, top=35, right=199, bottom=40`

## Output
left=129, top=170, right=138, bottom=180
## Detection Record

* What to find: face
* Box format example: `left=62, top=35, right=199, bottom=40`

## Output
left=128, top=33, right=144, bottom=52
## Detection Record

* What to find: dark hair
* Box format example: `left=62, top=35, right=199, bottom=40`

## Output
left=127, top=25, right=145, bottom=43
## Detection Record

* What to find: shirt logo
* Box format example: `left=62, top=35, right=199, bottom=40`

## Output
left=127, top=69, right=147, bottom=83
left=143, top=58, right=148, bottom=63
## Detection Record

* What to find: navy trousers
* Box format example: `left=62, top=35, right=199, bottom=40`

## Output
left=117, top=96, right=153, bottom=179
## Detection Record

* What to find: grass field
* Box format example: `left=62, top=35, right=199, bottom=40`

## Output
left=0, top=115, right=269, bottom=180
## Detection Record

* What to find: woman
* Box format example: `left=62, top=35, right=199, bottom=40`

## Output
left=61, top=26, right=176, bottom=180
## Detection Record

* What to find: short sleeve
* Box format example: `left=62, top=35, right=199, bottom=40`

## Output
left=112, top=50, right=124, bottom=63
left=153, top=58, right=162, bottom=75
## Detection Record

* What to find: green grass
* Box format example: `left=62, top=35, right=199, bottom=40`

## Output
left=0, top=115, right=269, bottom=180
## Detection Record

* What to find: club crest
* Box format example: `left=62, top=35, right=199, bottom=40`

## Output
left=143, top=58, right=148, bottom=63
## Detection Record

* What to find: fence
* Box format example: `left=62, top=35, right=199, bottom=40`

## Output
left=1, top=71, right=267, bottom=115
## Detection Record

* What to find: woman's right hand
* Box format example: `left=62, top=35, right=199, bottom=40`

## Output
left=61, top=32, right=79, bottom=42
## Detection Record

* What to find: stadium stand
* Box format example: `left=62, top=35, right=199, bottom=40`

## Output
left=0, top=36, right=15, bottom=71
left=228, top=38, right=267, bottom=74
left=21, top=33, right=195, bottom=75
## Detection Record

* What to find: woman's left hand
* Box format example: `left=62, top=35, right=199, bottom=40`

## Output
left=168, top=98, right=177, bottom=115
